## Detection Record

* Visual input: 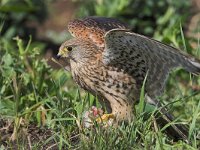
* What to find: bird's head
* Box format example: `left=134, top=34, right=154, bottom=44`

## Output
left=58, top=38, right=98, bottom=64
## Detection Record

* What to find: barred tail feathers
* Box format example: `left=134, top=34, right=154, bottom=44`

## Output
left=146, top=95, right=189, bottom=141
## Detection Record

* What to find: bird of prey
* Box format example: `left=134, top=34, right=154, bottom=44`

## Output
left=57, top=16, right=200, bottom=141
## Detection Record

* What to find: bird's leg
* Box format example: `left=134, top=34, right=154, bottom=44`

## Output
left=95, top=113, right=115, bottom=123
left=83, top=98, right=132, bottom=127
left=94, top=98, right=116, bottom=125
left=90, top=106, right=115, bottom=124
left=82, top=106, right=115, bottom=128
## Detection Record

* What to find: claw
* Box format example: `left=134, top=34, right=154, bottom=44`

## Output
left=96, top=113, right=115, bottom=123
left=82, top=106, right=115, bottom=128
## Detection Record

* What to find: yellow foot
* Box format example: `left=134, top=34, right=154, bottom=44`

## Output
left=82, top=106, right=115, bottom=128
left=96, top=113, right=115, bottom=123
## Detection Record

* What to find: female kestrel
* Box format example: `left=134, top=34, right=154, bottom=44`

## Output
left=57, top=16, right=200, bottom=141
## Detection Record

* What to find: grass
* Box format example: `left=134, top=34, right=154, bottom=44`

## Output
left=0, top=32, right=200, bottom=149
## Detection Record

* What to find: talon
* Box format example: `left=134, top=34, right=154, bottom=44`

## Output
left=96, top=113, right=115, bottom=123
left=82, top=106, right=115, bottom=128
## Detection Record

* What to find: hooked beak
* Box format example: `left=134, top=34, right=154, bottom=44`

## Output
left=56, top=53, right=61, bottom=59
left=57, top=46, right=69, bottom=59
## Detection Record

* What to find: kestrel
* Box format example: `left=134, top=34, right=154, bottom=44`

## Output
left=57, top=16, right=200, bottom=141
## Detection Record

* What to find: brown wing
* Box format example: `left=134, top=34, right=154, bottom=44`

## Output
left=68, top=16, right=129, bottom=48
left=103, top=29, right=200, bottom=98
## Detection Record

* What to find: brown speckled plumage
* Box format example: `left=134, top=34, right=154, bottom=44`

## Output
left=58, top=17, right=200, bottom=141
left=68, top=16, right=128, bottom=48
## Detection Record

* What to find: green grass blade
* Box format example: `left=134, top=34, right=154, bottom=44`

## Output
left=139, top=71, right=148, bottom=114
left=189, top=100, right=200, bottom=140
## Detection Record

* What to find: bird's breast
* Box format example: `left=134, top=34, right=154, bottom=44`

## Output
left=70, top=61, right=138, bottom=103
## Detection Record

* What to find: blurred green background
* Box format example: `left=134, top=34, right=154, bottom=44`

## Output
left=0, top=0, right=200, bottom=149
left=1, top=0, right=199, bottom=54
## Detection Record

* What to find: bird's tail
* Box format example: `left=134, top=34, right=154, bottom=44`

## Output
left=155, top=106, right=189, bottom=142
left=146, top=96, right=189, bottom=141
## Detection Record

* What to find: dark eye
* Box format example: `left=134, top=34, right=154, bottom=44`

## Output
left=67, top=46, right=73, bottom=51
